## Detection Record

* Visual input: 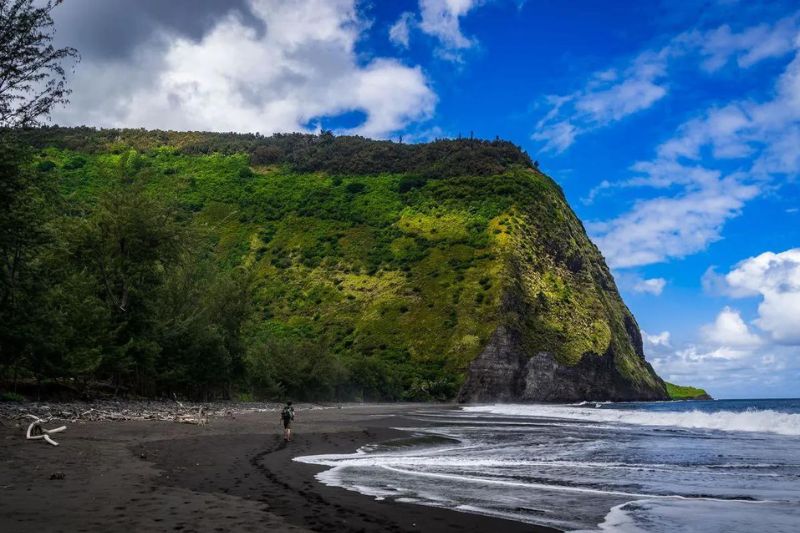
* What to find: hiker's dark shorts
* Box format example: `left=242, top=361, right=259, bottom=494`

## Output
left=282, top=419, right=292, bottom=429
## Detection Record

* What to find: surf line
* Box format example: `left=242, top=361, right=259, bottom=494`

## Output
left=378, top=465, right=777, bottom=504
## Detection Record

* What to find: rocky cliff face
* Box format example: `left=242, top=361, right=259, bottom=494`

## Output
left=458, top=176, right=668, bottom=403
left=459, top=327, right=668, bottom=402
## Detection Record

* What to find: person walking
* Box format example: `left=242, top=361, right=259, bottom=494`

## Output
left=280, top=401, right=295, bottom=442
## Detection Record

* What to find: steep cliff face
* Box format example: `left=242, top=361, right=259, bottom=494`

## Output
left=459, top=329, right=668, bottom=402
left=458, top=176, right=668, bottom=402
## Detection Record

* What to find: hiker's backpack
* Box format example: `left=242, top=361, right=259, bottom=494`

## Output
left=281, top=406, right=293, bottom=421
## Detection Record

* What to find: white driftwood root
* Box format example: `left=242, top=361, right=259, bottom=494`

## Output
left=176, top=406, right=207, bottom=426
left=25, top=414, right=67, bottom=446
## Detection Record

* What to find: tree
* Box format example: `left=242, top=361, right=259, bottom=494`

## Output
left=0, top=0, right=78, bottom=127
left=0, top=139, right=55, bottom=381
left=75, top=175, right=184, bottom=393
left=155, top=258, right=253, bottom=399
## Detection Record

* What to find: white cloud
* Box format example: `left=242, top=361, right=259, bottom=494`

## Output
left=718, top=249, right=800, bottom=344
left=673, top=248, right=800, bottom=395
left=657, top=104, right=753, bottom=161
left=533, top=50, right=671, bottom=153
left=627, top=159, right=723, bottom=189
left=633, top=277, right=667, bottom=295
left=389, top=11, right=415, bottom=48
left=650, top=49, right=800, bottom=179
left=418, top=0, right=481, bottom=50
left=534, top=15, right=800, bottom=153
left=52, top=0, right=437, bottom=138
left=589, top=177, right=757, bottom=268
left=390, top=0, right=484, bottom=60
left=700, top=306, right=762, bottom=347
left=574, top=53, right=669, bottom=122
left=617, top=272, right=668, bottom=295
left=701, top=266, right=730, bottom=295
left=699, top=15, right=800, bottom=71
left=532, top=116, right=578, bottom=153
left=643, top=330, right=671, bottom=348
left=589, top=22, right=800, bottom=269
left=649, top=336, right=800, bottom=398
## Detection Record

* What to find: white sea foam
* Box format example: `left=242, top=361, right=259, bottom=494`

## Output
left=296, top=453, right=788, bottom=475
left=571, top=499, right=800, bottom=533
left=462, top=404, right=800, bottom=436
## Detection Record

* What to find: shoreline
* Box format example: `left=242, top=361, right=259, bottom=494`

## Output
left=1, top=403, right=560, bottom=532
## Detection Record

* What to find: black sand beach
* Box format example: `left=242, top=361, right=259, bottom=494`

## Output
left=0, top=404, right=557, bottom=532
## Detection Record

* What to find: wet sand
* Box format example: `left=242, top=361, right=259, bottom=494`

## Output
left=0, top=404, right=558, bottom=532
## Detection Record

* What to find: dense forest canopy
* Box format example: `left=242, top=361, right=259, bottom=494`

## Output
left=9, top=126, right=536, bottom=177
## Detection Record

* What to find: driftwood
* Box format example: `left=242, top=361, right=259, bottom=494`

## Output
left=176, top=406, right=208, bottom=426
left=0, top=400, right=286, bottom=426
left=25, top=414, right=67, bottom=446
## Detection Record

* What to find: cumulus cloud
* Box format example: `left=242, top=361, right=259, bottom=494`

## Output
left=651, top=249, right=800, bottom=396
left=647, top=320, right=800, bottom=399
left=649, top=337, right=800, bottom=397
left=700, top=306, right=762, bottom=347
left=714, top=249, right=800, bottom=344
left=51, top=0, right=264, bottom=62
left=648, top=249, right=800, bottom=397
left=51, top=0, right=437, bottom=137
left=646, top=306, right=797, bottom=396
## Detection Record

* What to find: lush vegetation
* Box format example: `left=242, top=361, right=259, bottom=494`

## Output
left=666, top=382, right=711, bottom=400
left=10, top=126, right=534, bottom=178
left=1, top=128, right=661, bottom=402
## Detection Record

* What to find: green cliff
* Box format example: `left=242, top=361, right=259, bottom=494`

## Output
left=1, top=128, right=668, bottom=401
left=666, top=382, right=712, bottom=400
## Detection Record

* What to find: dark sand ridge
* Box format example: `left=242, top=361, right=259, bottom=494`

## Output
left=0, top=404, right=559, bottom=532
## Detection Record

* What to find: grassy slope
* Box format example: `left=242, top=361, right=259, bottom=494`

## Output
left=32, top=133, right=664, bottom=399
left=666, top=382, right=711, bottom=400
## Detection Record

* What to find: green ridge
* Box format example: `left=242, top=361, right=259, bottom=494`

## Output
left=666, top=382, right=711, bottom=400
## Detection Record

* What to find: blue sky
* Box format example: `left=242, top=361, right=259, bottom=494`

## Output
left=51, top=0, right=800, bottom=398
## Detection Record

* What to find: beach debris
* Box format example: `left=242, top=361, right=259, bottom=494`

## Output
left=24, top=414, right=67, bottom=446
left=176, top=406, right=208, bottom=426
left=0, top=400, right=326, bottom=425
left=49, top=472, right=65, bottom=480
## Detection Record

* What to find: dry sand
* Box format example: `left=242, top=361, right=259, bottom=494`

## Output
left=0, top=403, right=557, bottom=532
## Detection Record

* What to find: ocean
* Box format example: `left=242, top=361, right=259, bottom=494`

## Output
left=295, top=399, right=800, bottom=532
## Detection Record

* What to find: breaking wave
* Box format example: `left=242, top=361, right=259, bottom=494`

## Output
left=462, top=404, right=800, bottom=436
